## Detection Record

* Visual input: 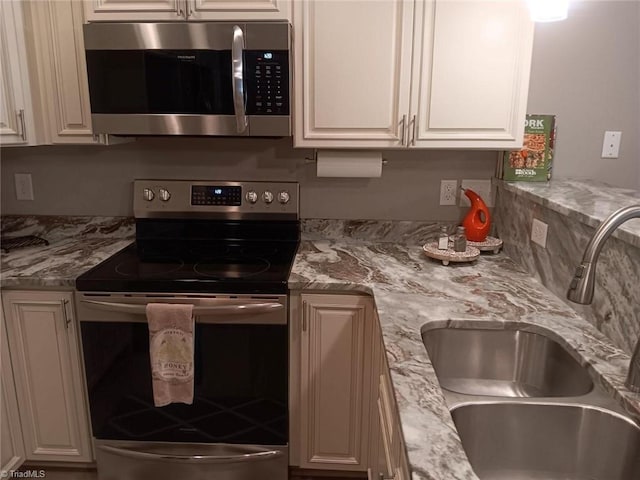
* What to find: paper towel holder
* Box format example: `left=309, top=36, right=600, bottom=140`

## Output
left=304, top=149, right=388, bottom=165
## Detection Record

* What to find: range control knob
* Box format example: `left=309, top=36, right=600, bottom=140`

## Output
left=277, top=191, right=290, bottom=204
left=143, top=188, right=155, bottom=202
left=246, top=190, right=258, bottom=204
left=158, top=188, right=171, bottom=202
left=262, top=191, right=274, bottom=204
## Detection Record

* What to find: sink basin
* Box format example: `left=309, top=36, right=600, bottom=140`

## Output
left=451, top=403, right=640, bottom=480
left=421, top=328, right=593, bottom=397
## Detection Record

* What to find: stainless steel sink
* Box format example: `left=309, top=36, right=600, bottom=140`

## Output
left=451, top=403, right=640, bottom=480
left=421, top=328, right=593, bottom=397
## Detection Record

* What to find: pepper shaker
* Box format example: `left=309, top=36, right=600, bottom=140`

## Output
left=453, top=226, right=467, bottom=252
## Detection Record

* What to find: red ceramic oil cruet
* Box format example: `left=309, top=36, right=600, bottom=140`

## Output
left=461, top=187, right=490, bottom=242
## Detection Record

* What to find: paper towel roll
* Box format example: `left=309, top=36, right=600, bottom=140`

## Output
left=316, top=151, right=383, bottom=178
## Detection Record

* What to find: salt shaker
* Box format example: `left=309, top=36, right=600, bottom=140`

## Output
left=453, top=226, right=467, bottom=252
left=437, top=226, right=449, bottom=250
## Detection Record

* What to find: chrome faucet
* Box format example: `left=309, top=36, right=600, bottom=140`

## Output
left=567, top=205, right=640, bottom=393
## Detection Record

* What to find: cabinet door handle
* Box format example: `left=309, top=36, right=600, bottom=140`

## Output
left=176, top=0, right=184, bottom=17
left=399, top=115, right=407, bottom=145
left=410, top=115, right=417, bottom=146
left=302, top=300, right=307, bottom=332
left=186, top=0, right=194, bottom=18
left=62, top=300, right=71, bottom=329
left=16, top=109, right=26, bottom=141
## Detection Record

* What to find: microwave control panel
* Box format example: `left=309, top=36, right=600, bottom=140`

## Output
left=245, top=50, right=289, bottom=116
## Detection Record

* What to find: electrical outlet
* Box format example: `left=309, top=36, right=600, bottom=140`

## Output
left=601, top=131, right=622, bottom=158
left=531, top=218, right=548, bottom=248
left=439, top=180, right=458, bottom=205
left=460, top=179, right=493, bottom=207
left=14, top=173, right=34, bottom=201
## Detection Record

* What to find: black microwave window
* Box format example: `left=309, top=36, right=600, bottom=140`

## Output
left=85, top=50, right=234, bottom=115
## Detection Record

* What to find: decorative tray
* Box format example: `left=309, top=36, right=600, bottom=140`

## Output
left=422, top=241, right=480, bottom=266
left=467, top=236, right=503, bottom=254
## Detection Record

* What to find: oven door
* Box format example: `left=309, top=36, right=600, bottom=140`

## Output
left=83, top=22, right=291, bottom=137
left=76, top=292, right=288, bottom=480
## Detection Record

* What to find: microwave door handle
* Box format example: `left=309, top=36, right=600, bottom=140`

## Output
left=232, top=25, right=248, bottom=134
left=80, top=299, right=283, bottom=316
left=97, top=444, right=282, bottom=464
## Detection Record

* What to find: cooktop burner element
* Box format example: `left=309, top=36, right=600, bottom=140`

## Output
left=76, top=180, right=300, bottom=294
left=194, top=257, right=270, bottom=279
left=115, top=258, right=185, bottom=277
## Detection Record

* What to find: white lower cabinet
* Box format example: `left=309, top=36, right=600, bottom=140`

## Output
left=1, top=306, right=26, bottom=475
left=296, top=293, right=375, bottom=471
left=292, top=293, right=410, bottom=476
left=2, top=291, right=92, bottom=463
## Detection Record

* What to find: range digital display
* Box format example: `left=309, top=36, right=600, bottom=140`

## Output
left=191, top=185, right=241, bottom=206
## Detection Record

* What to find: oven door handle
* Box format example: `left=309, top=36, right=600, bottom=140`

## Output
left=97, top=444, right=283, bottom=464
left=80, top=299, right=283, bottom=316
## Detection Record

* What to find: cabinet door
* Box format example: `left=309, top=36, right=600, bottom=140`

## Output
left=410, top=0, right=534, bottom=149
left=2, top=291, right=92, bottom=463
left=293, top=0, right=413, bottom=148
left=299, top=294, right=373, bottom=471
left=188, top=0, right=290, bottom=21
left=1, top=306, right=25, bottom=475
left=84, top=0, right=184, bottom=22
left=0, top=0, right=36, bottom=146
left=25, top=0, right=99, bottom=145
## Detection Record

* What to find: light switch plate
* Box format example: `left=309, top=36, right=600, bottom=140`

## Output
left=602, top=131, right=622, bottom=158
left=14, top=173, right=34, bottom=201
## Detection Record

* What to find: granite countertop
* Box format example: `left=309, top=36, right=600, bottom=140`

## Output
left=500, top=179, right=640, bottom=248
left=290, top=238, right=640, bottom=480
left=2, top=216, right=639, bottom=480
left=1, top=216, right=134, bottom=289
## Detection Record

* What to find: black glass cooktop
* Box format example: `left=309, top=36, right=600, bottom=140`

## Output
left=76, top=220, right=299, bottom=294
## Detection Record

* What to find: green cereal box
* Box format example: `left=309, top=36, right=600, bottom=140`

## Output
left=503, top=114, right=556, bottom=182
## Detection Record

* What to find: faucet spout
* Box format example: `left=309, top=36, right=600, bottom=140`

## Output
left=567, top=205, right=640, bottom=304
left=566, top=204, right=640, bottom=392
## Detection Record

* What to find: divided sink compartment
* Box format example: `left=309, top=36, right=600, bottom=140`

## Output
left=421, top=328, right=593, bottom=397
left=421, top=326, right=640, bottom=480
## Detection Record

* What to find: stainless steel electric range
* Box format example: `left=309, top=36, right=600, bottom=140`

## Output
left=75, top=180, right=299, bottom=480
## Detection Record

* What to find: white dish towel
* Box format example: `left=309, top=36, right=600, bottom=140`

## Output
left=146, top=303, right=195, bottom=407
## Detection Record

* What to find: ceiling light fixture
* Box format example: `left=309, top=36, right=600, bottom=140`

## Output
left=527, top=0, right=569, bottom=22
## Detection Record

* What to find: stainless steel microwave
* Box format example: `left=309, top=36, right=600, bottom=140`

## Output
left=83, top=22, right=291, bottom=137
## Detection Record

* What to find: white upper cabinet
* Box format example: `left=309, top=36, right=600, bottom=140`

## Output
left=294, top=0, right=534, bottom=149
left=84, top=0, right=183, bottom=22
left=0, top=0, right=37, bottom=146
left=410, top=0, right=534, bottom=148
left=85, top=0, right=291, bottom=21
left=188, top=0, right=291, bottom=21
left=294, top=0, right=414, bottom=148
left=25, top=0, right=100, bottom=144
